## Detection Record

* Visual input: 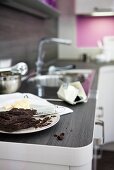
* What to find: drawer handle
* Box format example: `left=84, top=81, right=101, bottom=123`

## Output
left=95, top=119, right=104, bottom=144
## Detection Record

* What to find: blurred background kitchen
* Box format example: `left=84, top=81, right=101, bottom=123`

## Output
left=1, top=0, right=114, bottom=170
left=1, top=0, right=114, bottom=69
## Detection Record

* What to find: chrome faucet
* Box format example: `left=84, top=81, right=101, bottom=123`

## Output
left=36, top=37, right=72, bottom=74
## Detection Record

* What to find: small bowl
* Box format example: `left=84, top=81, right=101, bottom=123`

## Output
left=0, top=71, right=21, bottom=94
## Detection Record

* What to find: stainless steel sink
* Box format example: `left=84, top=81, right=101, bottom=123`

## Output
left=28, top=74, right=63, bottom=87
left=28, top=69, right=94, bottom=88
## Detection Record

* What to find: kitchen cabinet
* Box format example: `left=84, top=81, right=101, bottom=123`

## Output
left=75, top=0, right=114, bottom=15
left=0, top=60, right=99, bottom=170
left=75, top=0, right=95, bottom=15
left=0, top=89, right=94, bottom=170
left=0, top=0, right=59, bottom=19
left=96, top=65, right=114, bottom=143
left=0, top=141, right=92, bottom=170
left=0, top=63, right=97, bottom=170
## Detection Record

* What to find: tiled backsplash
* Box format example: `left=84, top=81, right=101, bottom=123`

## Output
left=0, top=4, right=57, bottom=70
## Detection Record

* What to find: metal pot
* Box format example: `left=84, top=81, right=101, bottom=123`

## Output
left=0, top=71, right=21, bottom=94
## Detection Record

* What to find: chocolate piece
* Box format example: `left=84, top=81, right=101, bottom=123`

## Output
left=0, top=108, right=53, bottom=132
left=54, top=132, right=65, bottom=141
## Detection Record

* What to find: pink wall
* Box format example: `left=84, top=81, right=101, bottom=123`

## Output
left=76, top=16, right=114, bottom=47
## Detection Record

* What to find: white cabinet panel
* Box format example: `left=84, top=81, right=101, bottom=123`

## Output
left=75, top=0, right=94, bottom=14
left=96, top=66, right=114, bottom=143
left=75, top=0, right=114, bottom=15
left=95, top=0, right=114, bottom=9
left=0, top=160, right=69, bottom=170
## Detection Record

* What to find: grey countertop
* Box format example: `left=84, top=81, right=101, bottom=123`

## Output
left=0, top=60, right=101, bottom=148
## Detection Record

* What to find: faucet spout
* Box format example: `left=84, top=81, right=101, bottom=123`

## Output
left=36, top=37, right=72, bottom=74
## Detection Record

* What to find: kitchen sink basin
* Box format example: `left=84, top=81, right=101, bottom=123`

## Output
left=54, top=69, right=93, bottom=78
left=28, top=69, right=94, bottom=89
left=28, top=74, right=63, bottom=87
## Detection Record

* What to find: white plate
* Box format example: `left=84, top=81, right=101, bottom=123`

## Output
left=0, top=93, right=72, bottom=134
left=0, top=108, right=60, bottom=134
left=0, top=93, right=73, bottom=116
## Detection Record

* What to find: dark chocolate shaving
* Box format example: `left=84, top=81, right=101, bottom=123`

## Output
left=0, top=108, right=53, bottom=132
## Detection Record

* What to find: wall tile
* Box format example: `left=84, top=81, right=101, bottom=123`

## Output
left=0, top=4, right=57, bottom=70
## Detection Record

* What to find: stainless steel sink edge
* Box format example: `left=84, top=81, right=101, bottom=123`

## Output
left=27, top=69, right=94, bottom=89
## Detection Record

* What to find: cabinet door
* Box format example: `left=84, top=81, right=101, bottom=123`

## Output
left=96, top=66, right=114, bottom=143
left=94, top=0, right=114, bottom=10
left=75, top=0, right=94, bottom=14
left=75, top=0, right=114, bottom=14
left=0, top=160, right=69, bottom=170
